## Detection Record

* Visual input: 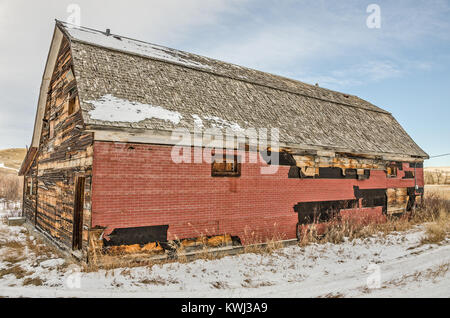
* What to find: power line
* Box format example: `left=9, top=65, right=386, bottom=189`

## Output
left=429, top=153, right=450, bottom=159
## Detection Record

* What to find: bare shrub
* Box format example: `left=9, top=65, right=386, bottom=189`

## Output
left=425, top=170, right=450, bottom=185
left=424, top=171, right=434, bottom=185
left=298, top=194, right=450, bottom=246
left=421, top=210, right=450, bottom=244
left=0, top=174, right=22, bottom=203
left=413, top=194, right=450, bottom=223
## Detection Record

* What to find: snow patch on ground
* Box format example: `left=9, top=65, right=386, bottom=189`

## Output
left=0, top=162, right=18, bottom=172
left=87, top=94, right=183, bottom=124
left=0, top=201, right=21, bottom=219
left=0, top=203, right=448, bottom=298
left=39, top=259, right=66, bottom=269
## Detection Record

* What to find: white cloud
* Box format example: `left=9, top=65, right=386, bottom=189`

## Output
left=299, top=59, right=433, bottom=89
left=198, top=0, right=449, bottom=88
left=0, top=1, right=6, bottom=23
left=355, top=61, right=403, bottom=81
left=0, top=0, right=448, bottom=149
left=0, top=0, right=249, bottom=149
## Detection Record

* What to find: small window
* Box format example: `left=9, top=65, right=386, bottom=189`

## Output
left=212, top=154, right=241, bottom=177
left=68, top=96, right=77, bottom=116
left=387, top=163, right=398, bottom=178
left=26, top=178, right=34, bottom=196
left=65, top=68, right=75, bottom=82
left=403, top=171, right=415, bottom=179
left=49, top=120, right=55, bottom=139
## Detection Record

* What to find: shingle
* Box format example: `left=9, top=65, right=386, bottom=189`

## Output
left=59, top=21, right=428, bottom=158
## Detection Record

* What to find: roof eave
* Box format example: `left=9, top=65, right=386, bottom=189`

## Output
left=29, top=24, right=65, bottom=149
left=86, top=125, right=429, bottom=161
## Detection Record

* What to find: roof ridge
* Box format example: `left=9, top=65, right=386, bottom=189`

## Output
left=57, top=20, right=390, bottom=115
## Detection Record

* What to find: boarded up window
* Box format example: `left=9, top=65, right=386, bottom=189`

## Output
left=65, top=68, right=75, bottom=82
left=403, top=171, right=415, bottom=179
left=68, top=96, right=77, bottom=116
left=212, top=154, right=241, bottom=177
left=387, top=164, right=398, bottom=178
left=49, top=120, right=55, bottom=139
left=25, top=178, right=36, bottom=196
left=73, top=177, right=85, bottom=251
left=26, top=178, right=32, bottom=196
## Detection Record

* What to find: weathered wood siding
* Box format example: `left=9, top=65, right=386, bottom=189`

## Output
left=23, top=164, right=38, bottom=222
left=34, top=36, right=94, bottom=253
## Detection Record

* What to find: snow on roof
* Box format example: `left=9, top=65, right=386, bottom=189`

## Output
left=87, top=94, right=182, bottom=125
left=202, top=115, right=245, bottom=133
left=55, top=21, right=428, bottom=158
left=59, top=21, right=213, bottom=70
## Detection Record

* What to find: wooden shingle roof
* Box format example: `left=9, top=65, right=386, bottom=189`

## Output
left=57, top=21, right=428, bottom=159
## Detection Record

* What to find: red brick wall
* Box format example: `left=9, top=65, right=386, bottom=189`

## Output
left=91, top=142, right=424, bottom=244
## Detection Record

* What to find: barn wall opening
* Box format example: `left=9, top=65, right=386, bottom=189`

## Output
left=72, top=176, right=85, bottom=251
left=212, top=154, right=241, bottom=177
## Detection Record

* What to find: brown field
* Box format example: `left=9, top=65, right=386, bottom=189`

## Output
left=0, top=148, right=26, bottom=175
left=0, top=148, right=26, bottom=201
left=425, top=185, right=450, bottom=200
left=424, top=166, right=450, bottom=185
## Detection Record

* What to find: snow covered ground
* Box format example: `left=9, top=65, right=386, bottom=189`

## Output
left=0, top=162, right=18, bottom=172
left=0, top=204, right=449, bottom=298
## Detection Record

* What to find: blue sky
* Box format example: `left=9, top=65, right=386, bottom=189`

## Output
left=0, top=0, right=449, bottom=166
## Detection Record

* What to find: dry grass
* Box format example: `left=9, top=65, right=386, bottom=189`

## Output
left=22, top=277, right=44, bottom=286
left=25, top=235, right=61, bottom=260
left=83, top=195, right=449, bottom=271
left=139, top=278, right=168, bottom=286
left=0, top=227, right=66, bottom=285
left=85, top=236, right=164, bottom=272
left=0, top=148, right=25, bottom=203
left=2, top=252, right=26, bottom=264
left=211, top=281, right=230, bottom=289
left=318, top=292, right=345, bottom=298
left=1, top=227, right=71, bottom=269
left=84, top=233, right=288, bottom=272
left=421, top=210, right=450, bottom=244
left=298, top=216, right=412, bottom=246
left=299, top=194, right=450, bottom=246
left=0, top=148, right=27, bottom=170
left=0, top=240, right=23, bottom=250
left=383, top=262, right=449, bottom=288
left=0, top=265, right=31, bottom=280
left=425, top=185, right=450, bottom=200
left=0, top=174, right=22, bottom=203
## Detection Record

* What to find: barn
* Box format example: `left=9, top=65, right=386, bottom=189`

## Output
left=20, top=21, right=428, bottom=260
